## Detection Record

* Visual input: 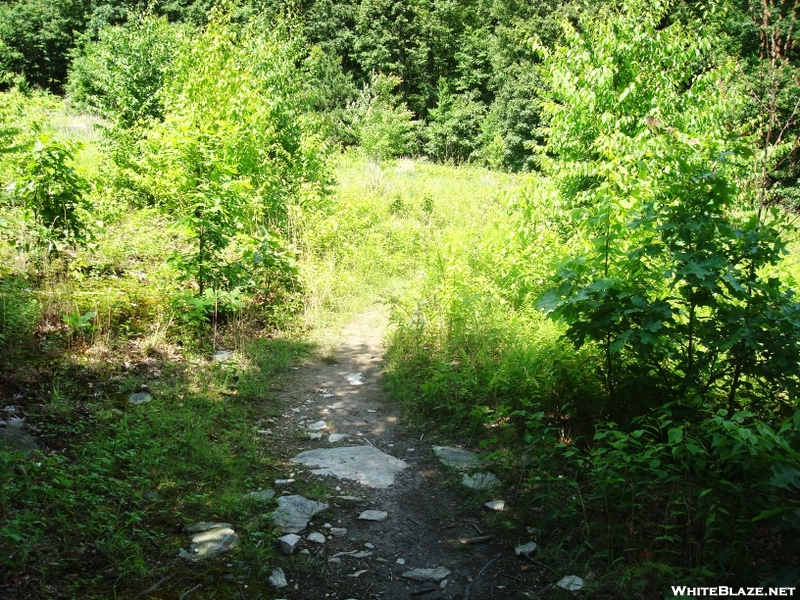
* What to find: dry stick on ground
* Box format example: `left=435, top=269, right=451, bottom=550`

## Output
left=522, top=552, right=556, bottom=573
left=178, top=584, right=202, bottom=600
left=464, top=552, right=502, bottom=600
left=459, top=535, right=494, bottom=545
left=134, top=575, right=173, bottom=598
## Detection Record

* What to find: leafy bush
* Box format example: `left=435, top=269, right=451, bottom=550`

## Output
left=0, top=0, right=89, bottom=91
left=346, top=72, right=420, bottom=160
left=424, top=82, right=485, bottom=163
left=130, top=9, right=331, bottom=302
left=535, top=1, right=800, bottom=419
left=477, top=67, right=543, bottom=172
left=67, top=14, right=186, bottom=128
left=7, top=136, right=92, bottom=251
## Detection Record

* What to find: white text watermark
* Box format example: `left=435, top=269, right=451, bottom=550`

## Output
left=671, top=587, right=796, bottom=597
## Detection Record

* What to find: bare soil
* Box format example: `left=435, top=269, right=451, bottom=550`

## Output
left=267, top=305, right=547, bottom=599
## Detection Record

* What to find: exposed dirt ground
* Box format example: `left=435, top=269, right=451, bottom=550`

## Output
left=266, top=305, right=548, bottom=599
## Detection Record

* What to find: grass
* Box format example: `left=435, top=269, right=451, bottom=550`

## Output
left=1, top=330, right=313, bottom=598
left=298, top=152, right=522, bottom=348
left=0, top=98, right=527, bottom=597
left=6, top=99, right=799, bottom=598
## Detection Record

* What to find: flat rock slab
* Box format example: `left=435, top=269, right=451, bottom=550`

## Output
left=433, top=446, right=483, bottom=469
left=292, top=446, right=408, bottom=489
left=358, top=510, right=388, bottom=522
left=462, top=472, right=501, bottom=490
left=401, top=567, right=452, bottom=582
left=515, top=541, right=538, bottom=555
left=182, top=523, right=238, bottom=561
left=128, top=392, right=152, bottom=405
left=272, top=495, right=329, bottom=534
left=242, top=489, right=275, bottom=501
left=278, top=533, right=302, bottom=555
left=307, top=532, right=326, bottom=544
left=269, top=567, right=288, bottom=588
left=557, top=575, right=584, bottom=591
left=0, top=421, right=37, bottom=453
left=328, top=433, right=352, bottom=443
left=485, top=500, right=505, bottom=511
left=212, top=350, right=234, bottom=362
left=345, top=373, right=365, bottom=385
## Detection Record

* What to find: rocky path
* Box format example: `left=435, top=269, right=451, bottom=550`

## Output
left=260, top=305, right=552, bottom=599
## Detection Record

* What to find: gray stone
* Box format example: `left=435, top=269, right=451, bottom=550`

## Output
left=292, top=446, right=408, bottom=489
left=330, top=527, right=348, bottom=536
left=145, top=491, right=160, bottom=502
left=269, top=567, right=288, bottom=588
left=557, top=575, right=583, bottom=592
left=401, top=567, right=452, bottom=582
left=307, top=532, right=326, bottom=544
left=358, top=510, right=387, bottom=522
left=277, top=533, right=302, bottom=555
left=352, top=550, right=372, bottom=558
left=183, top=523, right=238, bottom=561
left=215, top=350, right=234, bottom=361
left=485, top=500, right=505, bottom=511
left=271, top=495, right=329, bottom=534
left=128, top=392, right=152, bottom=405
left=433, top=446, right=482, bottom=469
left=309, top=433, right=323, bottom=440
left=462, top=472, right=501, bottom=490
left=242, top=489, right=275, bottom=501
left=275, top=478, right=295, bottom=485
left=0, top=419, right=37, bottom=453
left=345, top=373, right=364, bottom=385
left=212, top=350, right=234, bottom=362
left=328, top=433, right=352, bottom=443
left=186, top=521, right=232, bottom=533
left=348, top=569, right=368, bottom=578
left=514, top=541, right=538, bottom=556
left=308, top=421, right=328, bottom=431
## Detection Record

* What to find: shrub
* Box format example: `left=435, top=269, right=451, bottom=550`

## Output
left=424, top=82, right=485, bottom=163
left=67, top=14, right=186, bottom=128
left=346, top=72, right=420, bottom=160
left=130, top=9, right=331, bottom=305
left=8, top=136, right=92, bottom=251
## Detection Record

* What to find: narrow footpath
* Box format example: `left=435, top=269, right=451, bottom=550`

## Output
left=261, top=305, right=548, bottom=599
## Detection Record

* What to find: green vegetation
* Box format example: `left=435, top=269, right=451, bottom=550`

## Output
left=1, top=0, right=800, bottom=597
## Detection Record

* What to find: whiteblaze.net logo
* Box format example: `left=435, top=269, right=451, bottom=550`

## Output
left=671, top=586, right=796, bottom=597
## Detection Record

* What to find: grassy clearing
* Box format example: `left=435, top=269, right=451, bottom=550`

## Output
left=298, top=152, right=522, bottom=346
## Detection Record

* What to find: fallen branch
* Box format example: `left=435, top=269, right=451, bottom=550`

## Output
left=464, top=552, right=502, bottom=600
left=178, top=584, right=201, bottom=600
left=459, top=535, right=494, bottom=545
left=522, top=552, right=556, bottom=572
left=135, top=575, right=173, bottom=598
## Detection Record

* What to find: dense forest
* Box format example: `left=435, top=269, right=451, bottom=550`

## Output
left=2, top=0, right=800, bottom=597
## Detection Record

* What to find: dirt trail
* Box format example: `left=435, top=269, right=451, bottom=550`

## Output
left=269, top=305, right=545, bottom=599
